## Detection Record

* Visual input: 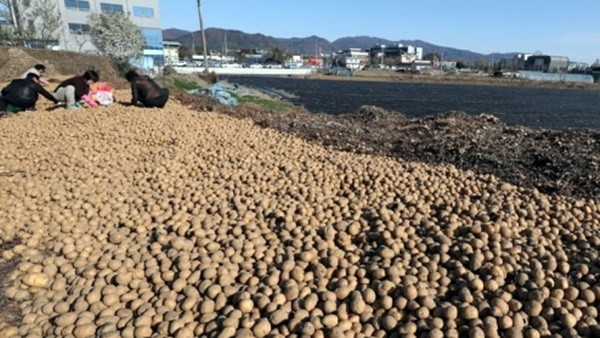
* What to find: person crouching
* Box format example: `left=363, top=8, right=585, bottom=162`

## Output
left=54, top=70, right=100, bottom=110
left=0, top=73, right=59, bottom=117
left=125, top=70, right=169, bottom=108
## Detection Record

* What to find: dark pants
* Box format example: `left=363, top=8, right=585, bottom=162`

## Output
left=142, top=88, right=169, bottom=108
left=0, top=96, right=34, bottom=113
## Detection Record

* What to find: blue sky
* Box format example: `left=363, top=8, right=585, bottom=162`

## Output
left=159, top=0, right=600, bottom=64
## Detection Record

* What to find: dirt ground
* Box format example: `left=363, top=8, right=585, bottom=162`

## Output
left=0, top=46, right=126, bottom=87
left=173, top=91, right=600, bottom=201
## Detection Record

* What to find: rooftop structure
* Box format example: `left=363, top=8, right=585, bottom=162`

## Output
left=525, top=55, right=569, bottom=72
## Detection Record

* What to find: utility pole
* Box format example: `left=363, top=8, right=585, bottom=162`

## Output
left=8, top=0, right=19, bottom=30
left=196, top=0, right=209, bottom=73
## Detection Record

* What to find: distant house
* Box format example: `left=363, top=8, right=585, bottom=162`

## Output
left=568, top=61, right=589, bottom=71
left=368, top=44, right=423, bottom=67
left=411, top=60, right=433, bottom=72
left=242, top=54, right=264, bottom=66
left=439, top=61, right=457, bottom=70
left=286, top=55, right=304, bottom=69
left=339, top=48, right=369, bottom=70
left=525, top=55, right=569, bottom=72
left=163, top=41, right=181, bottom=64
left=307, top=56, right=324, bottom=68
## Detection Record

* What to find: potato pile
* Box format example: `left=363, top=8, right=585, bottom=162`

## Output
left=0, top=100, right=599, bottom=338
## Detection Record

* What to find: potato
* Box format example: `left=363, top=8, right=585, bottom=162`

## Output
left=252, top=318, right=271, bottom=338
left=2, top=91, right=599, bottom=338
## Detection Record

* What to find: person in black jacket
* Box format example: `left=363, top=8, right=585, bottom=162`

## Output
left=125, top=70, right=169, bottom=108
left=54, top=70, right=100, bottom=110
left=0, top=73, right=59, bottom=116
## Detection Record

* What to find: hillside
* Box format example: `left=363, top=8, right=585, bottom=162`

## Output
left=162, top=27, right=518, bottom=63
left=0, top=46, right=124, bottom=86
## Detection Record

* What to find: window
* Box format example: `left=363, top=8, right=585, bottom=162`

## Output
left=140, top=28, right=163, bottom=49
left=65, top=0, right=90, bottom=11
left=132, top=6, right=154, bottom=18
left=68, top=23, right=91, bottom=34
left=100, top=3, right=124, bottom=13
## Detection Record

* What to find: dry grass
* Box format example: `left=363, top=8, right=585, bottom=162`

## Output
left=0, top=46, right=127, bottom=88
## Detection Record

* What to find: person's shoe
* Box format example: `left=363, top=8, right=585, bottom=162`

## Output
left=67, top=103, right=82, bottom=110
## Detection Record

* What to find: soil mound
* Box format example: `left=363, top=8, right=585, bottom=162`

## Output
left=0, top=47, right=124, bottom=87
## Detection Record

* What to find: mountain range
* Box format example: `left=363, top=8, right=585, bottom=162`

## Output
left=163, top=28, right=519, bottom=64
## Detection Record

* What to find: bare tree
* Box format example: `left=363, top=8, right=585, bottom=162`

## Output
left=71, top=31, right=92, bottom=52
left=266, top=47, right=289, bottom=65
left=0, top=0, right=61, bottom=47
left=0, top=0, right=21, bottom=28
left=0, top=0, right=25, bottom=45
left=26, top=0, right=62, bottom=47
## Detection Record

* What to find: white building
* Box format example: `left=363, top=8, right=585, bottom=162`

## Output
left=369, top=44, right=424, bottom=67
left=163, top=41, right=181, bottom=64
left=340, top=48, right=369, bottom=70
left=55, top=0, right=163, bottom=68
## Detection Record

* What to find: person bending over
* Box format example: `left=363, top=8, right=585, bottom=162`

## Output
left=21, top=64, right=49, bottom=86
left=0, top=73, right=59, bottom=116
left=54, top=70, right=100, bottom=110
left=125, top=70, right=169, bottom=108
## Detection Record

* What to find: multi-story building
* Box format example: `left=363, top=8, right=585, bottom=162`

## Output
left=56, top=0, right=163, bottom=68
left=163, top=41, right=181, bottom=64
left=339, top=48, right=369, bottom=70
left=525, top=55, right=569, bottom=72
left=368, top=44, right=424, bottom=67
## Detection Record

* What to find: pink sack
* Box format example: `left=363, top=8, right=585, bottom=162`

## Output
left=81, top=94, right=98, bottom=107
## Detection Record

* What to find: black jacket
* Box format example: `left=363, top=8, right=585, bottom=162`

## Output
left=55, top=76, right=90, bottom=101
left=130, top=76, right=163, bottom=105
left=1, top=78, right=58, bottom=107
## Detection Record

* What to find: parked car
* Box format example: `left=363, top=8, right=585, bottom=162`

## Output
left=249, top=63, right=263, bottom=69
